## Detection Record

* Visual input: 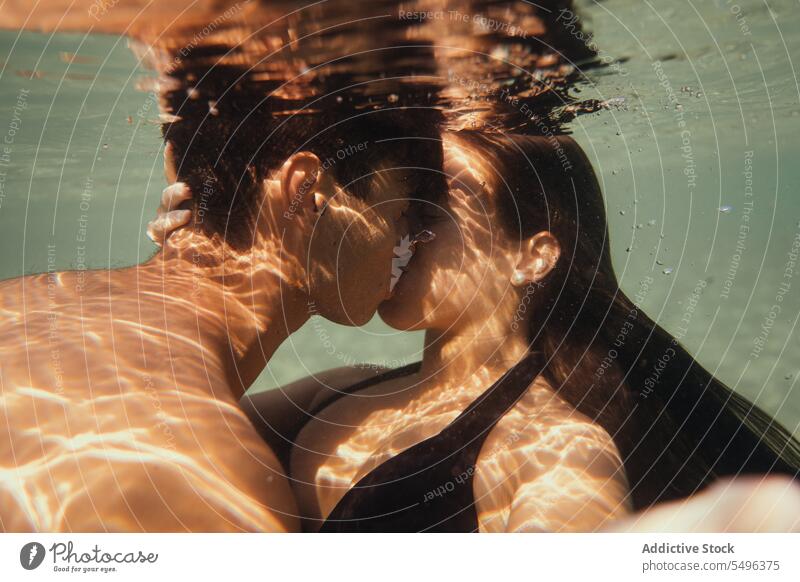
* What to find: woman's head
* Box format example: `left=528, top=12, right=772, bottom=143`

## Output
left=381, top=130, right=800, bottom=508
left=379, top=131, right=602, bottom=343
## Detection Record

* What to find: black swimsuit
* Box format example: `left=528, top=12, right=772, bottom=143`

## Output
left=318, top=353, right=544, bottom=532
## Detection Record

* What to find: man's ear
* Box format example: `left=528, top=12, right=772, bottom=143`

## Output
left=279, top=152, right=322, bottom=217
left=514, top=231, right=561, bottom=283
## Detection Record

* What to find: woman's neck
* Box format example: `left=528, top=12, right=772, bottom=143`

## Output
left=419, top=318, right=532, bottom=399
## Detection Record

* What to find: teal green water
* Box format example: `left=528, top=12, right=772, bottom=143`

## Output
left=570, top=0, right=800, bottom=432
left=0, top=0, right=798, bottom=434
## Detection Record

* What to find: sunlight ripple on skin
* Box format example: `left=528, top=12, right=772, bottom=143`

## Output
left=289, top=134, right=632, bottom=532
left=1, top=0, right=589, bottom=533
left=0, top=236, right=301, bottom=531
left=0, top=121, right=420, bottom=531
left=0, top=369, right=287, bottom=531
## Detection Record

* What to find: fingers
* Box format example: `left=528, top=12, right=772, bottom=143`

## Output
left=160, top=182, right=193, bottom=213
left=148, top=182, right=193, bottom=247
left=147, top=210, right=192, bottom=247
left=164, top=142, right=178, bottom=184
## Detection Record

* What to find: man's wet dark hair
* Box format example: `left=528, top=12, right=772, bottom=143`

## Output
left=161, top=64, right=446, bottom=248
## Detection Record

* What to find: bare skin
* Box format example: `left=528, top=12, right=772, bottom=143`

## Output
left=0, top=144, right=411, bottom=531
left=152, top=134, right=629, bottom=532
left=278, top=133, right=632, bottom=532
left=0, top=256, right=301, bottom=532
left=290, top=360, right=631, bottom=532
left=606, top=475, right=800, bottom=532
left=238, top=134, right=800, bottom=533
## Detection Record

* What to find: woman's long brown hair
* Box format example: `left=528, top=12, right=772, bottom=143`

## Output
left=461, top=130, right=800, bottom=510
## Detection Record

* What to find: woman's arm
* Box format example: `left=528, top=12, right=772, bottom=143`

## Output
left=603, top=475, right=800, bottom=532
left=239, top=366, right=390, bottom=472
left=502, top=420, right=632, bottom=533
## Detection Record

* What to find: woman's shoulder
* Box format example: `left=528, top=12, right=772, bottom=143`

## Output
left=491, top=376, right=627, bottom=480
left=509, top=374, right=612, bottom=432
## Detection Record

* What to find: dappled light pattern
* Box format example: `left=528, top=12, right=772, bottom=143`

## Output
left=2, top=0, right=468, bottom=531
left=0, top=0, right=618, bottom=532
left=0, top=86, right=423, bottom=529
left=0, top=1, right=599, bottom=134
left=293, top=363, right=631, bottom=531
left=481, top=384, right=631, bottom=532
left=291, top=134, right=631, bottom=531
left=0, top=228, right=304, bottom=531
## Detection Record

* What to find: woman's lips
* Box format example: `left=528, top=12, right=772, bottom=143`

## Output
left=389, top=230, right=436, bottom=293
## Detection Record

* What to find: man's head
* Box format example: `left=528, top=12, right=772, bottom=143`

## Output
left=272, top=144, right=430, bottom=325
left=161, top=69, right=445, bottom=325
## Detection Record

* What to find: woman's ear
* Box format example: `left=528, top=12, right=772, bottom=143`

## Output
left=279, top=151, right=322, bottom=218
left=511, top=231, right=561, bottom=286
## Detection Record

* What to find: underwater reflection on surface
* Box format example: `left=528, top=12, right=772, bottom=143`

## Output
left=2, top=1, right=603, bottom=132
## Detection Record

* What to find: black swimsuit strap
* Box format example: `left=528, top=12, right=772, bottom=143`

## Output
left=320, top=351, right=546, bottom=532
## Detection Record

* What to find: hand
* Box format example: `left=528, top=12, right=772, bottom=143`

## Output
left=602, top=475, right=800, bottom=532
left=146, top=182, right=193, bottom=247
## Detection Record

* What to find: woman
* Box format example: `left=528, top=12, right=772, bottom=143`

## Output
left=230, top=131, right=800, bottom=532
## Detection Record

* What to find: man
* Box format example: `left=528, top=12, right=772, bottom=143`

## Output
left=0, top=70, right=445, bottom=531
